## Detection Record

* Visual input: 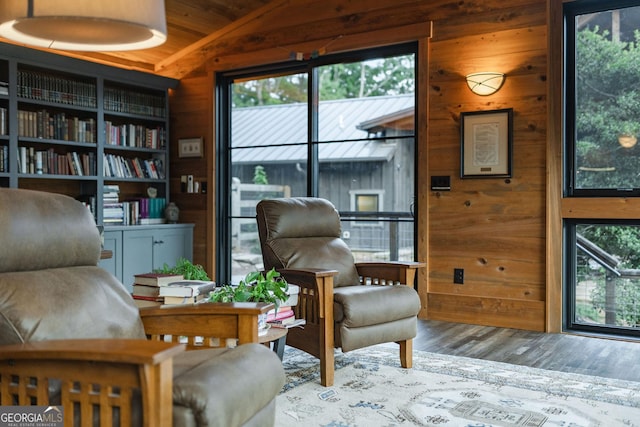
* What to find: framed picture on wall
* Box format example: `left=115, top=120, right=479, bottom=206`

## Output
left=460, top=108, right=513, bottom=178
left=178, top=137, right=204, bottom=158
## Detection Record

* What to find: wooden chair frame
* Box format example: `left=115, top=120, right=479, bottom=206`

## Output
left=0, top=302, right=273, bottom=427
left=277, top=261, right=423, bottom=386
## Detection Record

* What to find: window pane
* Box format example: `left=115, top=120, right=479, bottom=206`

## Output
left=231, top=146, right=306, bottom=198
left=340, top=218, right=415, bottom=263
left=230, top=217, right=261, bottom=283
left=316, top=54, right=416, bottom=262
left=356, top=194, right=378, bottom=212
left=574, top=6, right=640, bottom=190
left=231, top=73, right=308, bottom=147
left=230, top=73, right=308, bottom=281
left=573, top=224, right=640, bottom=331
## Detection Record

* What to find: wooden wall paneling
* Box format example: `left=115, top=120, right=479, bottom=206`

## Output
left=417, top=36, right=430, bottom=318
left=562, top=198, right=640, bottom=220
left=169, top=75, right=214, bottom=277
left=428, top=293, right=546, bottom=331
left=432, top=2, right=551, bottom=40
left=546, top=0, right=567, bottom=333
left=427, top=1, right=547, bottom=330
left=202, top=22, right=432, bottom=73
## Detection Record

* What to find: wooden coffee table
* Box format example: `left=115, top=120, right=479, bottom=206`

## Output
left=258, top=326, right=287, bottom=361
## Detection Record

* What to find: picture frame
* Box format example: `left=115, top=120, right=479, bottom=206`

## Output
left=460, top=108, right=513, bottom=178
left=178, top=137, right=204, bottom=158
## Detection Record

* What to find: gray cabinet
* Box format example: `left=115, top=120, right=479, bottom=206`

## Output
left=99, top=224, right=194, bottom=290
left=99, top=229, right=123, bottom=279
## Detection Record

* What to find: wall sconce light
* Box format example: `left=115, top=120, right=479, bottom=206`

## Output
left=0, top=0, right=167, bottom=51
left=466, top=72, right=506, bottom=96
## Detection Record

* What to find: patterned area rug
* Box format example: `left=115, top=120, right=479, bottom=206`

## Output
left=276, top=345, right=640, bottom=426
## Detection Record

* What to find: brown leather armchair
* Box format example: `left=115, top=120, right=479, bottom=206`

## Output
left=256, top=197, right=424, bottom=386
left=0, top=188, right=285, bottom=427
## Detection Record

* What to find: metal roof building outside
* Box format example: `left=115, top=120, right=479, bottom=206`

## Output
left=231, top=94, right=414, bottom=164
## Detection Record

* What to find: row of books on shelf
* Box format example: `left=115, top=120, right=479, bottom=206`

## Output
left=17, top=146, right=95, bottom=175
left=103, top=185, right=166, bottom=225
left=18, top=109, right=96, bottom=143
left=104, top=199, right=167, bottom=225
left=131, top=273, right=216, bottom=307
left=103, top=153, right=165, bottom=180
left=0, top=145, right=7, bottom=172
left=104, top=87, right=166, bottom=118
left=17, top=69, right=97, bottom=108
left=0, top=107, right=7, bottom=135
left=105, top=121, right=166, bottom=149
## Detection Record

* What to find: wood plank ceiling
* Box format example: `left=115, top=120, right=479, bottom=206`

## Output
left=0, top=0, right=274, bottom=80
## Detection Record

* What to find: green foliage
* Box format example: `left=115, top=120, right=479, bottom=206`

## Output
left=208, top=268, right=289, bottom=308
left=575, top=27, right=640, bottom=188
left=575, top=302, right=602, bottom=324
left=578, top=225, right=640, bottom=327
left=253, top=165, right=268, bottom=185
left=591, top=277, right=640, bottom=327
left=156, top=257, right=210, bottom=281
left=317, top=57, right=415, bottom=100
left=579, top=225, right=640, bottom=268
left=231, top=55, right=415, bottom=107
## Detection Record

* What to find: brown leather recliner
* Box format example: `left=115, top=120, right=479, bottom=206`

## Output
left=256, top=197, right=425, bottom=387
left=0, top=188, right=285, bottom=427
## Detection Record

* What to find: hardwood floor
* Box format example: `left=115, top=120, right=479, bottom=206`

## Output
left=411, top=319, right=640, bottom=383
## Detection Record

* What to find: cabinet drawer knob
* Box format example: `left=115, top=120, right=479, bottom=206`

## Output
left=153, top=240, right=164, bottom=245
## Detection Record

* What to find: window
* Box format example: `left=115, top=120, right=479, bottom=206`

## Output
left=564, top=0, right=640, bottom=338
left=216, top=44, right=418, bottom=283
left=566, top=0, right=640, bottom=196
left=349, top=190, right=384, bottom=227
left=565, top=221, right=640, bottom=337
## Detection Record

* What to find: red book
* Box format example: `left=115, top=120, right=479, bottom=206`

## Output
left=266, top=309, right=294, bottom=322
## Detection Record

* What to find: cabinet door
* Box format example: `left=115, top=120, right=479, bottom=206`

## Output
left=152, top=227, right=193, bottom=270
left=122, top=229, right=155, bottom=290
left=99, top=230, right=122, bottom=281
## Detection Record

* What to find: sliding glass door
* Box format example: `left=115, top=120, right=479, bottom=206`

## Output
left=216, top=44, right=418, bottom=283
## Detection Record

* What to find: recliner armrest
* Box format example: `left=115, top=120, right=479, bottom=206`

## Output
left=0, top=338, right=184, bottom=364
left=0, top=339, right=183, bottom=427
left=355, top=261, right=426, bottom=285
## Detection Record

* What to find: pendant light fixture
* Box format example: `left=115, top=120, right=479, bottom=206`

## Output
left=0, top=0, right=167, bottom=51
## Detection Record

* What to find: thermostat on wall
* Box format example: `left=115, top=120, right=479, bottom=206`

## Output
left=431, top=176, right=451, bottom=191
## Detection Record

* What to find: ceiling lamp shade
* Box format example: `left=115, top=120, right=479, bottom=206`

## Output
left=0, top=0, right=167, bottom=51
left=466, top=72, right=506, bottom=96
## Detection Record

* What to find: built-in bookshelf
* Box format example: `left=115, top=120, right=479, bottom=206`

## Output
left=0, top=42, right=177, bottom=227
left=0, top=59, right=9, bottom=184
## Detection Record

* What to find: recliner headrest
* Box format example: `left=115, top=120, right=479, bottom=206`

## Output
left=256, top=197, right=341, bottom=240
left=0, top=188, right=101, bottom=273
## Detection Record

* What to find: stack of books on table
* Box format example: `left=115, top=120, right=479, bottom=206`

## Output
left=266, top=305, right=306, bottom=329
left=159, top=280, right=216, bottom=305
left=131, top=272, right=184, bottom=307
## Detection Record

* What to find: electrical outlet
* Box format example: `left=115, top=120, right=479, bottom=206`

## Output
left=453, top=268, right=464, bottom=284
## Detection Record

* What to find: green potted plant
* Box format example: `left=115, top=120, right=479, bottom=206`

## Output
left=208, top=268, right=288, bottom=308
left=156, top=257, right=211, bottom=281
left=209, top=268, right=289, bottom=333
